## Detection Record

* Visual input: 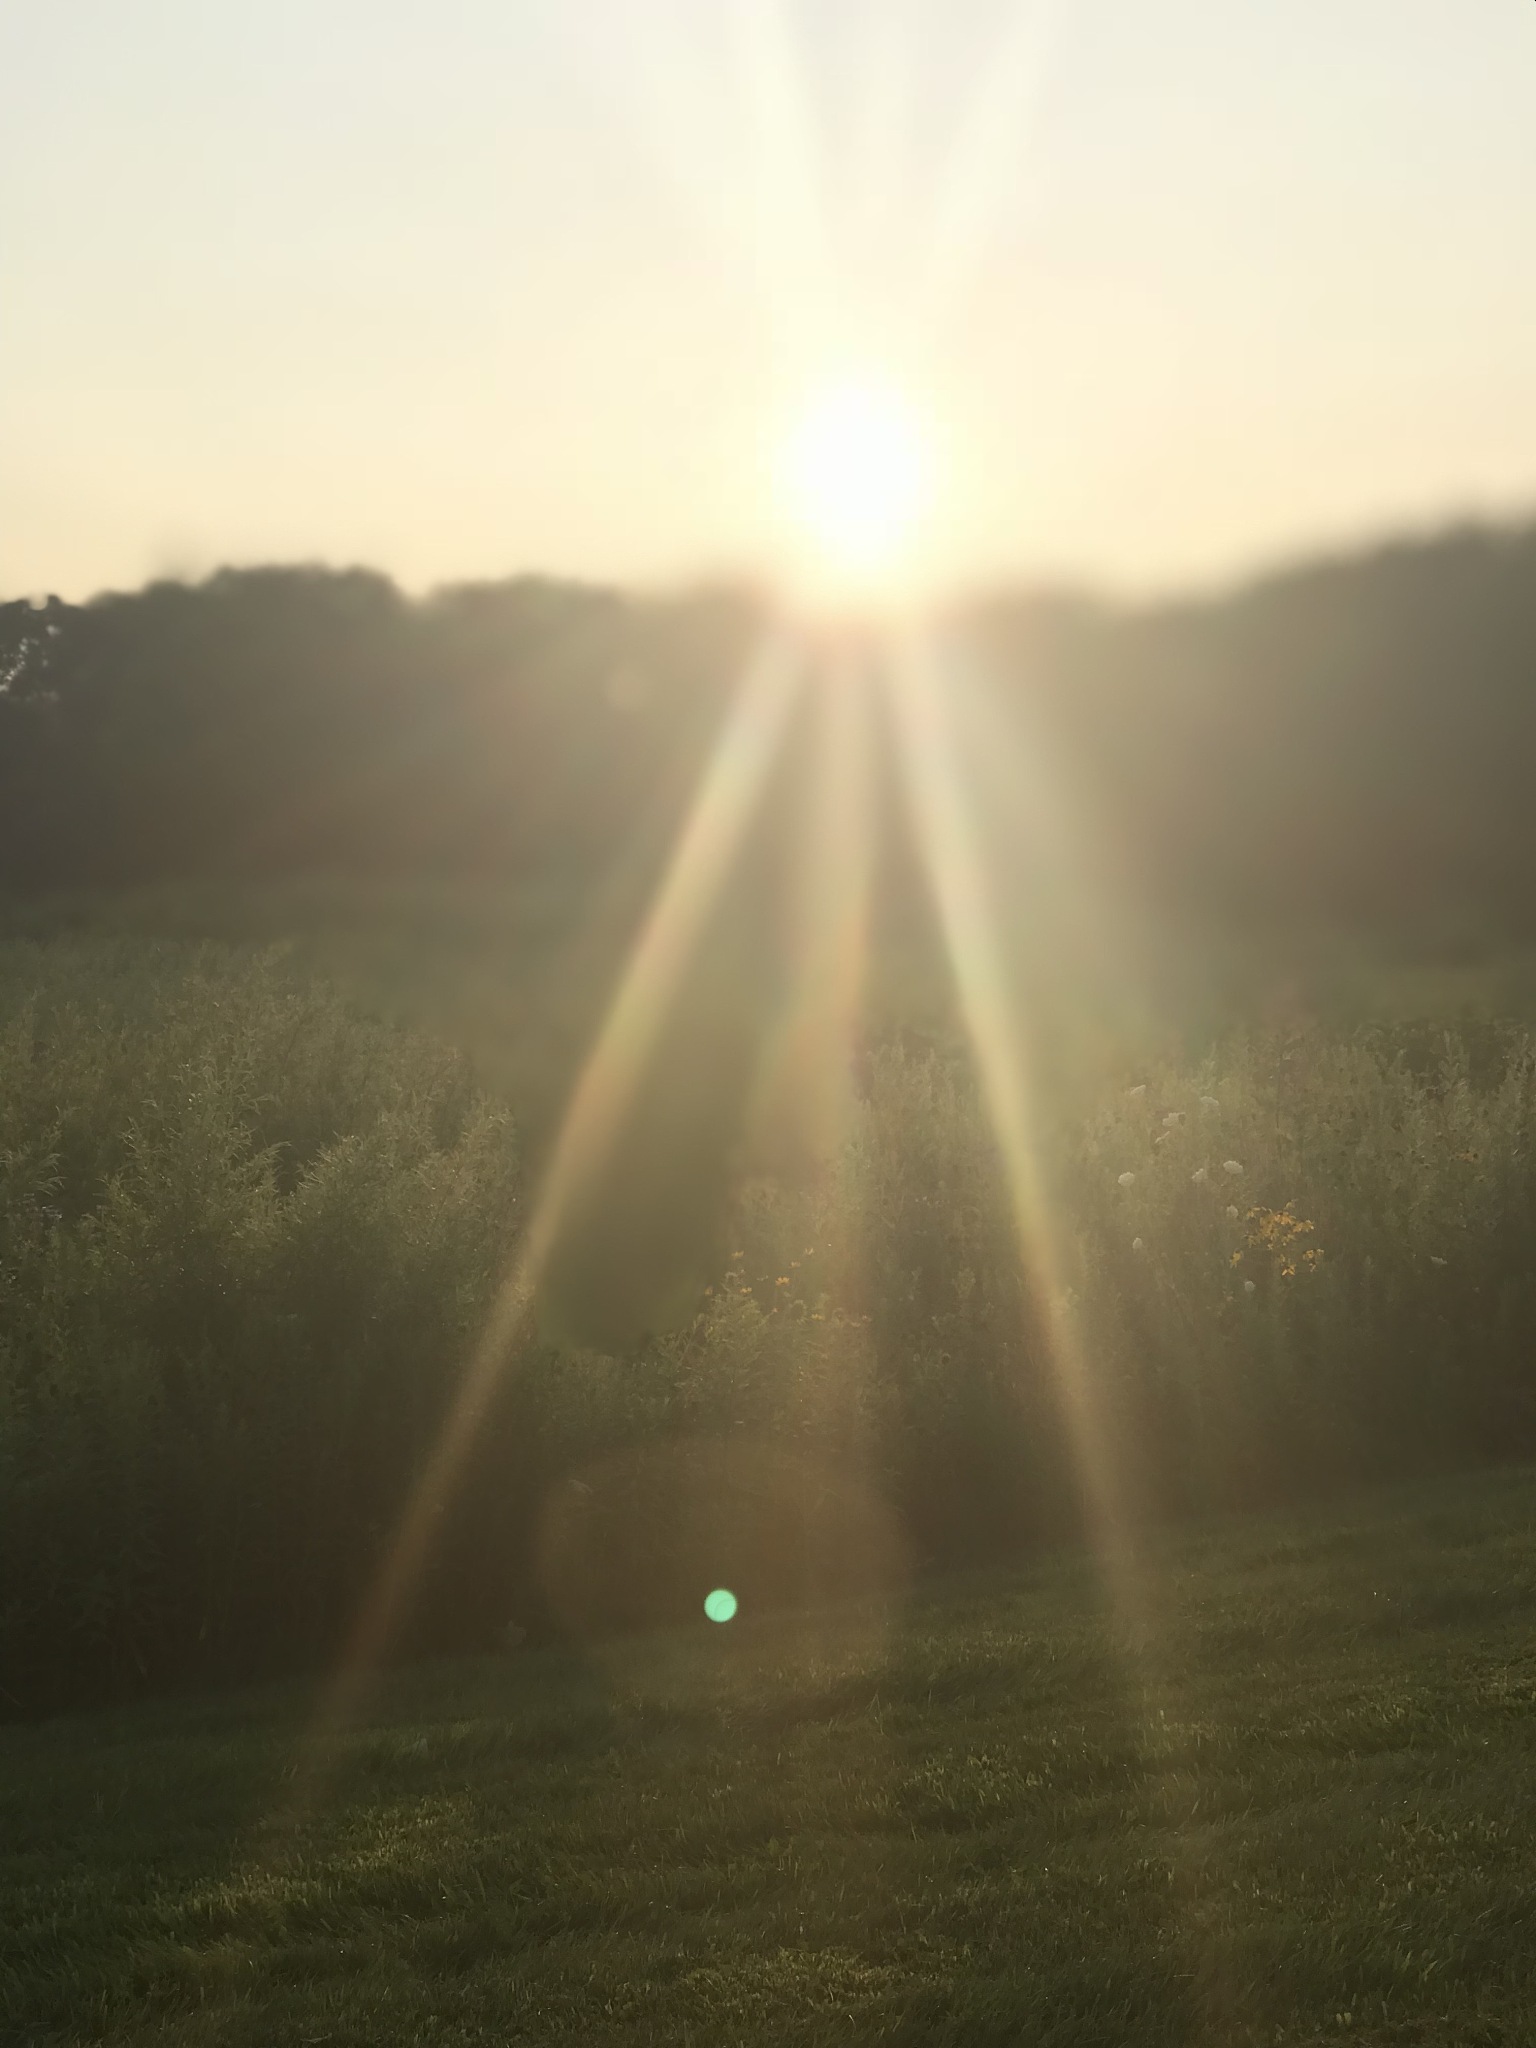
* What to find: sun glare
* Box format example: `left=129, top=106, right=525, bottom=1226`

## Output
left=779, top=377, right=931, bottom=596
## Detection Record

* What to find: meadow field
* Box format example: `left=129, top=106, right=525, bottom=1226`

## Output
left=12, top=3, right=1536, bottom=2038
left=7, top=837, right=1536, bottom=2048
left=4, top=1463, right=1535, bottom=2046
left=4, top=929, right=1536, bottom=2039
left=8, top=931, right=1536, bottom=1715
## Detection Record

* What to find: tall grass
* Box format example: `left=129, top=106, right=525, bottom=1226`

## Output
left=1060, top=1024, right=1536, bottom=1512
left=0, top=941, right=521, bottom=1709
left=4, top=938, right=1535, bottom=1711
left=710, top=1027, right=1536, bottom=1574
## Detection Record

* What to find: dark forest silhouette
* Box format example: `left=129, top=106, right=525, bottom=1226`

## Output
left=7, top=519, right=1536, bottom=1710
left=4, top=519, right=1536, bottom=939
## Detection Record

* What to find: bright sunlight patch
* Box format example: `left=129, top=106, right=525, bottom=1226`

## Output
left=779, top=376, right=930, bottom=592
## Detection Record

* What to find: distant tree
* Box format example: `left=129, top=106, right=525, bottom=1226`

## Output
left=5, top=524, right=1536, bottom=939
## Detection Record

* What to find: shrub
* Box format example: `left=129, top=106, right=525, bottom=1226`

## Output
left=7, top=936, right=1536, bottom=1711
left=656, top=1026, right=1536, bottom=1572
left=0, top=940, right=520, bottom=1708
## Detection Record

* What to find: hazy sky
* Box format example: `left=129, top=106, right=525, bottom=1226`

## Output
left=4, top=0, right=1535, bottom=602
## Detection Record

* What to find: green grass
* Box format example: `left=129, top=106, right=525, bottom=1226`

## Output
left=5, top=1469, right=1536, bottom=2047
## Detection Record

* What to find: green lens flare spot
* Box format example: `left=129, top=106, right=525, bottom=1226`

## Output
left=703, top=1588, right=738, bottom=1624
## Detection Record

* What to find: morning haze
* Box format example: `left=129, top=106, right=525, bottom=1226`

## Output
left=5, top=0, right=1535, bottom=602
left=6, top=8, right=1536, bottom=2046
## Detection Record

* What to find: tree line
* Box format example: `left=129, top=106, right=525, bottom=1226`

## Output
left=6, top=940, right=1536, bottom=1714
left=4, top=519, right=1536, bottom=938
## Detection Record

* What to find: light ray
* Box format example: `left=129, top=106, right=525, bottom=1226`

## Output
left=884, top=628, right=1141, bottom=1610
left=716, top=635, right=886, bottom=1642
left=913, top=0, right=1065, bottom=335
left=729, top=0, right=837, bottom=363
left=782, top=645, right=880, bottom=1488
left=746, top=634, right=876, bottom=1167
left=557, top=0, right=835, bottom=367
left=277, top=632, right=806, bottom=1802
left=886, top=630, right=1245, bottom=2022
left=558, top=2, right=754, bottom=271
left=841, top=5, right=919, bottom=282
left=951, top=636, right=1151, bottom=1069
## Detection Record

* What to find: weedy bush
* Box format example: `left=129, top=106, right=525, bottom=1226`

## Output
left=1062, top=1028, right=1536, bottom=1514
left=6, top=936, right=1536, bottom=1710
left=677, top=1027, right=1536, bottom=1573
left=0, top=940, right=522, bottom=1709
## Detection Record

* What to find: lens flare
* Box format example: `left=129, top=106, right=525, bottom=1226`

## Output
left=780, top=377, right=931, bottom=590
left=744, top=638, right=875, bottom=1164
left=884, top=633, right=1138, bottom=1605
left=270, top=634, right=805, bottom=1824
left=704, top=1587, right=739, bottom=1623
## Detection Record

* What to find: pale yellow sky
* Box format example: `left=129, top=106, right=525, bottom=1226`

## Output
left=4, top=0, right=1535, bottom=603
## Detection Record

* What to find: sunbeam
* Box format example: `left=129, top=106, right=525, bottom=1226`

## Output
left=883, top=631, right=1230, bottom=2032
left=746, top=632, right=877, bottom=1167
left=276, top=632, right=807, bottom=1803
left=729, top=0, right=836, bottom=358
left=884, top=628, right=1143, bottom=1616
left=914, top=0, right=1065, bottom=331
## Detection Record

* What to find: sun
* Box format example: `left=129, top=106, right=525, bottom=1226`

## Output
left=778, top=376, right=932, bottom=597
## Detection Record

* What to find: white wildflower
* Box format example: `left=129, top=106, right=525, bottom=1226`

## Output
left=1223, top=1159, right=1245, bottom=1177
left=1162, top=1111, right=1185, bottom=1127
left=1132, top=1236, right=1145, bottom=1253
left=1200, top=1095, right=1221, bottom=1111
left=1243, top=1278, right=1256, bottom=1295
left=1118, top=1171, right=1135, bottom=1187
left=1225, top=1204, right=1239, bottom=1220
left=1429, top=1255, right=1447, bottom=1268
left=1128, top=1084, right=1147, bottom=1097
left=1191, top=1167, right=1209, bottom=1185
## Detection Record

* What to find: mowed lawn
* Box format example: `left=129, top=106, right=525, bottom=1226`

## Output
left=4, top=1470, right=1536, bottom=2047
